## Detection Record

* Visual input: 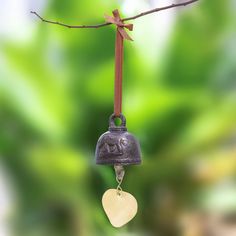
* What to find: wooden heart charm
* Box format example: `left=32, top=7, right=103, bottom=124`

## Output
left=102, top=189, right=138, bottom=228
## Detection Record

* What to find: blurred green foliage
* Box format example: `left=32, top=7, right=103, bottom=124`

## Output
left=1, top=0, right=236, bottom=235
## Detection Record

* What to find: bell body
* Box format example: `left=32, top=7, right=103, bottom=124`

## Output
left=95, top=114, right=141, bottom=165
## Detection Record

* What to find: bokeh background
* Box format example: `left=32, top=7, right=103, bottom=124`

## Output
left=1, top=0, right=236, bottom=235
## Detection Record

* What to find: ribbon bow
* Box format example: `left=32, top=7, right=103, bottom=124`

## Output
left=105, top=9, right=133, bottom=41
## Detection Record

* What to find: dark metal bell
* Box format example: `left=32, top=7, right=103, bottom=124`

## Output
left=95, top=114, right=142, bottom=165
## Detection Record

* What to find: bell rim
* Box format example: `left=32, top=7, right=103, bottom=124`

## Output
left=96, top=159, right=142, bottom=165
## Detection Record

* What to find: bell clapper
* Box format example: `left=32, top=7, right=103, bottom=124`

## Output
left=114, top=164, right=125, bottom=182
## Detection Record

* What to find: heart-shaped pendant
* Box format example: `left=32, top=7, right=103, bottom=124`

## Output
left=102, top=189, right=138, bottom=228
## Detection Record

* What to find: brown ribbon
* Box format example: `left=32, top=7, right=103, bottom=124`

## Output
left=105, top=9, right=133, bottom=116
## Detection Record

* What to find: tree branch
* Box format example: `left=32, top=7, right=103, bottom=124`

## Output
left=31, top=0, right=199, bottom=29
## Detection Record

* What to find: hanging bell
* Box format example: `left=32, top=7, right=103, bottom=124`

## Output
left=95, top=114, right=141, bottom=165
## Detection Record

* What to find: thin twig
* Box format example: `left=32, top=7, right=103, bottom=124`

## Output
left=30, top=11, right=111, bottom=28
left=31, top=0, right=199, bottom=29
left=123, top=0, right=199, bottom=21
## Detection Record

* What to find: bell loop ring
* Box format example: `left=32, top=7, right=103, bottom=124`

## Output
left=109, top=113, right=127, bottom=132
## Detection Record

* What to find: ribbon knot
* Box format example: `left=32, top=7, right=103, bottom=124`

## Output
left=105, top=9, right=133, bottom=41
